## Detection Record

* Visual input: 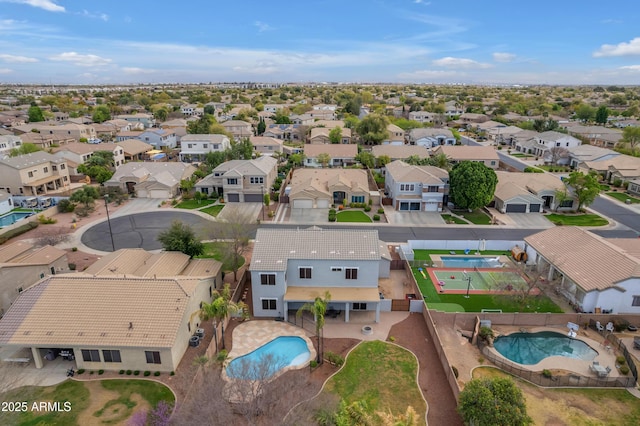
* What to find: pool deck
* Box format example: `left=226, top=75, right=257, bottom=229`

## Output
left=431, top=254, right=511, bottom=268
left=489, top=325, right=622, bottom=378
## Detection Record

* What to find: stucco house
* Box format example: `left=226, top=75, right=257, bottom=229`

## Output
left=104, top=162, right=196, bottom=199
left=52, top=142, right=126, bottom=172
left=567, top=145, right=619, bottom=169
left=137, top=129, right=177, bottom=149
left=114, top=113, right=156, bottom=129
left=263, top=124, right=301, bottom=141
left=221, top=120, right=253, bottom=140
left=303, top=144, right=358, bottom=168
left=408, top=128, right=456, bottom=147
left=628, top=179, right=640, bottom=197
left=431, top=145, right=499, bottom=169
left=524, top=227, right=640, bottom=314
left=384, top=160, right=448, bottom=212
left=309, top=127, right=351, bottom=144
left=250, top=227, right=390, bottom=322
left=13, top=123, right=97, bottom=143
left=179, top=134, right=231, bottom=163
left=116, top=139, right=154, bottom=162
left=0, top=190, right=13, bottom=215
left=0, top=241, right=68, bottom=317
left=382, top=124, right=406, bottom=145
left=0, top=135, right=23, bottom=159
left=249, top=136, right=283, bottom=156
left=288, top=168, right=370, bottom=209
left=0, top=151, right=70, bottom=196
left=493, top=171, right=576, bottom=213
left=0, top=249, right=221, bottom=372
left=195, top=156, right=277, bottom=202
left=371, top=145, right=429, bottom=162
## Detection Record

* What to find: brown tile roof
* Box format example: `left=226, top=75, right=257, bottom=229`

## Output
left=371, top=145, right=430, bottom=159
left=524, top=227, right=640, bottom=292
left=0, top=276, right=192, bottom=347
left=432, top=145, right=499, bottom=161
left=116, top=139, right=154, bottom=155
left=10, top=245, right=67, bottom=265
left=303, top=144, right=357, bottom=158
left=0, top=241, right=33, bottom=263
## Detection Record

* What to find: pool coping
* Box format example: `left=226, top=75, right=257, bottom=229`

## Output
left=431, top=254, right=511, bottom=268
left=488, top=326, right=621, bottom=378
left=221, top=320, right=316, bottom=385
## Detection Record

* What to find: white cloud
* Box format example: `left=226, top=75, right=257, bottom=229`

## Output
left=0, top=68, right=12, bottom=74
left=0, top=54, right=38, bottom=63
left=79, top=10, right=109, bottom=22
left=432, top=56, right=492, bottom=69
left=49, top=52, right=112, bottom=67
left=620, top=65, right=640, bottom=71
left=0, top=0, right=64, bottom=12
left=593, top=37, right=640, bottom=57
left=121, top=67, right=155, bottom=75
left=413, top=0, right=431, bottom=4
left=492, top=52, right=516, bottom=63
left=254, top=21, right=273, bottom=32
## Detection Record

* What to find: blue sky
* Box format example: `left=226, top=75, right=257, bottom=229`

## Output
left=0, top=0, right=639, bottom=85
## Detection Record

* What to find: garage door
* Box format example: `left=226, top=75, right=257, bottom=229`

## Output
left=244, top=193, right=263, bottom=202
left=293, top=199, right=313, bottom=208
left=227, top=193, right=240, bottom=202
left=506, top=203, right=527, bottom=213
left=424, top=201, right=439, bottom=212
left=529, top=204, right=541, bottom=213
left=136, top=189, right=148, bottom=198
left=149, top=189, right=169, bottom=199
left=399, top=202, right=409, bottom=211
left=410, top=202, right=420, bottom=211
left=317, top=199, right=330, bottom=208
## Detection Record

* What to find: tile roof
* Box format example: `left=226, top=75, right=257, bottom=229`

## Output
left=115, top=139, right=154, bottom=155
left=371, top=145, right=430, bottom=159
left=107, top=162, right=196, bottom=184
left=10, top=245, right=67, bottom=265
left=0, top=276, right=192, bottom=348
left=52, top=142, right=121, bottom=155
left=251, top=227, right=383, bottom=271
left=432, top=145, right=499, bottom=161
left=0, top=151, right=65, bottom=169
left=0, top=241, right=33, bottom=263
left=495, top=171, right=565, bottom=195
left=385, top=160, right=447, bottom=185
left=524, top=227, right=640, bottom=292
left=303, top=144, right=357, bottom=158
left=289, top=168, right=369, bottom=199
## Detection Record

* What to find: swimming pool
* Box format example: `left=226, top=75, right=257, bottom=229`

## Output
left=440, top=256, right=503, bottom=268
left=0, top=211, right=33, bottom=228
left=494, top=331, right=598, bottom=365
left=226, top=336, right=310, bottom=379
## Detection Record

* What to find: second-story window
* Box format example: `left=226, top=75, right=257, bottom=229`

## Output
left=28, top=171, right=33, bottom=178
left=227, top=178, right=238, bottom=185
left=400, top=184, right=415, bottom=191
left=345, top=268, right=358, bottom=280
left=427, top=186, right=439, bottom=192
left=299, top=267, right=312, bottom=279
left=43, top=167, right=48, bottom=173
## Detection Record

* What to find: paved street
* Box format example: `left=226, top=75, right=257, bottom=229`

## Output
left=590, top=195, right=640, bottom=233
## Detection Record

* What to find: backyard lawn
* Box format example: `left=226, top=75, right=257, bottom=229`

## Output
left=452, top=209, right=492, bottom=225
left=197, top=241, right=244, bottom=271
left=199, top=204, right=225, bottom=217
left=322, top=341, right=426, bottom=423
left=473, top=367, right=640, bottom=426
left=174, top=199, right=216, bottom=209
left=0, top=379, right=174, bottom=426
left=441, top=214, right=468, bottom=224
left=336, top=210, right=372, bottom=223
left=546, top=213, right=608, bottom=226
left=606, top=192, right=640, bottom=204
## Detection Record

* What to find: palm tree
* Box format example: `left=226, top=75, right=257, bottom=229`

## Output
left=200, top=283, right=243, bottom=352
left=296, top=291, right=331, bottom=363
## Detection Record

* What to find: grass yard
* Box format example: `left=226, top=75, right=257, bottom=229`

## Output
left=323, top=340, right=426, bottom=423
left=197, top=241, right=245, bottom=271
left=536, top=164, right=572, bottom=172
left=174, top=199, right=217, bottom=209
left=606, top=192, right=640, bottom=204
left=546, top=213, right=608, bottom=226
left=199, top=204, right=225, bottom=217
left=452, top=209, right=492, bottom=225
left=599, top=184, right=611, bottom=191
left=0, top=379, right=174, bottom=426
left=336, top=210, right=372, bottom=223
left=510, top=153, right=533, bottom=158
left=473, top=367, right=640, bottom=426
left=441, top=214, right=468, bottom=224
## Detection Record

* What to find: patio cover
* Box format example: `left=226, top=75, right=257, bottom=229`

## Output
left=284, top=286, right=380, bottom=303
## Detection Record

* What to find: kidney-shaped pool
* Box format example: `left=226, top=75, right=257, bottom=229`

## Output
left=493, top=330, right=598, bottom=365
left=226, top=336, right=311, bottom=379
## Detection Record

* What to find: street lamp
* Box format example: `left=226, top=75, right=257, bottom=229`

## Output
left=260, top=185, right=265, bottom=221
left=104, top=194, right=115, bottom=252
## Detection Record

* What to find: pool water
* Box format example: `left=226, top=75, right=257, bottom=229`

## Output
left=226, top=336, right=310, bottom=379
left=0, top=212, right=33, bottom=228
left=494, top=331, right=598, bottom=365
left=440, top=256, right=503, bottom=268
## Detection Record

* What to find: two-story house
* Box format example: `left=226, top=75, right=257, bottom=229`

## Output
left=383, top=124, right=406, bottom=145
left=179, top=134, right=231, bottom=163
left=115, top=113, right=156, bottom=129
left=0, top=151, right=70, bottom=196
left=533, top=131, right=582, bottom=164
left=0, top=135, right=22, bottom=159
left=431, top=145, right=499, bottom=169
left=303, top=144, right=358, bottom=168
left=384, top=160, right=448, bottom=212
left=250, top=227, right=391, bottom=322
left=263, top=124, right=301, bottom=141
left=116, top=139, right=154, bottom=162
left=309, top=127, right=351, bottom=144
left=52, top=142, right=126, bottom=173
left=13, top=123, right=97, bottom=143
left=249, top=136, right=283, bottom=156
left=408, top=128, right=456, bottom=147
left=221, top=120, right=253, bottom=140
left=195, top=156, right=277, bottom=202
left=408, top=111, right=436, bottom=124
left=137, top=129, right=177, bottom=149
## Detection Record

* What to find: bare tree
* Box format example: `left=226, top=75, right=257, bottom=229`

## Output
left=204, top=212, right=257, bottom=282
left=547, top=146, right=569, bottom=164
left=33, top=226, right=71, bottom=247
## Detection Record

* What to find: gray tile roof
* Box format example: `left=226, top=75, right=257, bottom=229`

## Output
left=0, top=151, right=65, bottom=169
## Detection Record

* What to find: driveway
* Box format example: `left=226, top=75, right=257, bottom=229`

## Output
left=110, top=198, right=163, bottom=218
left=487, top=210, right=555, bottom=228
left=80, top=211, right=214, bottom=252
left=217, top=202, right=262, bottom=222
left=288, top=207, right=330, bottom=224
left=384, top=207, right=446, bottom=226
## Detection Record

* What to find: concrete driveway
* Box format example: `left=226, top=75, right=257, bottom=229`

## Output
left=216, top=202, right=262, bottom=222
left=384, top=207, right=446, bottom=226
left=288, top=208, right=329, bottom=224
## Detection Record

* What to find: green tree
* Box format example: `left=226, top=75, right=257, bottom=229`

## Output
left=200, top=283, right=243, bottom=352
left=457, top=377, right=532, bottom=426
left=575, top=104, right=595, bottom=123
left=316, top=152, right=331, bottom=168
left=329, top=126, right=342, bottom=144
left=9, top=143, right=41, bottom=157
left=426, top=152, right=452, bottom=171
left=257, top=117, right=266, bottom=135
left=355, top=151, right=375, bottom=169
left=288, top=153, right=306, bottom=167
left=154, top=107, right=168, bottom=122
left=296, top=291, right=331, bottom=363
left=69, top=185, right=101, bottom=213
left=187, top=114, right=229, bottom=135
left=228, top=138, right=254, bottom=160
left=356, top=114, right=389, bottom=145
left=595, top=106, right=609, bottom=125
left=553, top=187, right=572, bottom=212
left=376, top=154, right=391, bottom=168
left=77, top=164, right=113, bottom=184
left=180, top=178, right=195, bottom=194
left=204, top=105, right=215, bottom=115
left=273, top=109, right=291, bottom=124
left=157, top=220, right=204, bottom=258
left=204, top=151, right=226, bottom=172
left=449, top=161, right=498, bottom=210
left=622, top=126, right=640, bottom=151
left=27, top=105, right=45, bottom=122
left=92, top=105, right=111, bottom=123
left=565, top=170, right=600, bottom=210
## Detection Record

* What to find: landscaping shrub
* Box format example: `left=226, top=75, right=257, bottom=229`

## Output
left=377, top=208, right=384, bottom=214
left=77, top=369, right=85, bottom=374
left=309, top=360, right=318, bottom=369
left=126, top=370, right=132, bottom=375
left=388, top=336, right=395, bottom=342
left=170, top=371, right=175, bottom=376
left=144, top=371, right=151, bottom=376
left=524, top=166, right=544, bottom=173
left=329, top=209, right=336, bottom=214
left=119, top=370, right=125, bottom=375
left=134, top=370, right=140, bottom=376
left=620, top=365, right=630, bottom=375
left=372, top=214, right=380, bottom=221
left=613, top=178, right=623, bottom=187
left=542, top=369, right=552, bottom=378
left=0, top=221, right=38, bottom=244
left=216, top=349, right=228, bottom=364
left=479, top=326, right=494, bottom=341
left=37, top=214, right=57, bottom=224
left=89, top=371, right=94, bottom=375
left=154, top=371, right=161, bottom=376
left=98, top=369, right=104, bottom=375
left=613, top=318, right=630, bottom=332
left=364, top=205, right=371, bottom=212
left=57, top=199, right=75, bottom=213
left=324, top=351, right=344, bottom=367
left=616, top=356, right=626, bottom=365
left=71, top=247, right=78, bottom=252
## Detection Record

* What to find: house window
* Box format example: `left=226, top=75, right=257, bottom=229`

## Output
left=400, top=184, right=414, bottom=191
left=299, top=267, right=312, bottom=279
left=353, top=303, right=367, bottom=310
left=261, top=299, right=277, bottom=310
left=260, top=274, right=276, bottom=285
left=227, top=178, right=238, bottom=185
left=145, top=351, right=161, bottom=364
left=63, top=176, right=68, bottom=181
left=102, top=350, right=122, bottom=363
left=351, top=195, right=364, bottom=203
left=28, top=171, right=33, bottom=178
left=632, top=296, right=640, bottom=307
left=345, top=268, right=358, bottom=280
left=81, top=349, right=100, bottom=362
left=559, top=199, right=573, bottom=208
left=60, top=164, right=65, bottom=170
left=331, top=267, right=343, bottom=272
left=556, top=142, right=561, bottom=147
left=43, top=167, right=48, bottom=173
left=427, top=186, right=439, bottom=192
left=490, top=161, right=496, bottom=166
left=250, top=177, right=264, bottom=184
left=188, top=144, right=193, bottom=148
left=203, top=144, right=208, bottom=149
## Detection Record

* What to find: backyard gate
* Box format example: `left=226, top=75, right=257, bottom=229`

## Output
left=391, top=299, right=410, bottom=311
